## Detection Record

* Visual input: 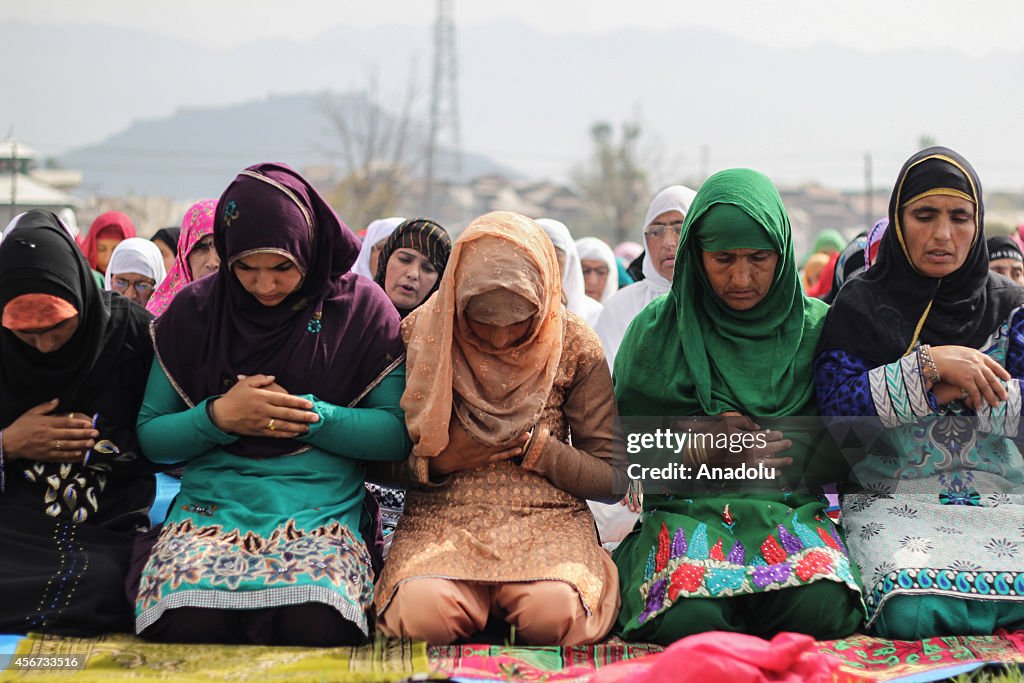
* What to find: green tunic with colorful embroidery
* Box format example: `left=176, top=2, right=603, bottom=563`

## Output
left=133, top=361, right=411, bottom=636
left=610, top=169, right=865, bottom=642
left=613, top=425, right=865, bottom=641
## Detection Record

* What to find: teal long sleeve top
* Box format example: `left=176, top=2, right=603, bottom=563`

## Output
left=135, top=360, right=411, bottom=537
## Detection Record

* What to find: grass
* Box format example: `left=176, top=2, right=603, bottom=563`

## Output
left=951, top=666, right=1024, bottom=682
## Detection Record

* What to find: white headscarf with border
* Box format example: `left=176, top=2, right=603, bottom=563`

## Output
left=535, top=218, right=603, bottom=327
left=576, top=236, right=619, bottom=303
left=594, top=185, right=696, bottom=369
left=351, top=216, right=404, bottom=279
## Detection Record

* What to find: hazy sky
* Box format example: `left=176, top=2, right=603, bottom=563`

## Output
left=3, top=1, right=1023, bottom=195
left=3, top=0, right=1022, bottom=57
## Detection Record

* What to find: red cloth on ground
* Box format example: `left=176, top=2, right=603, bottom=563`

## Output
left=592, top=631, right=838, bottom=683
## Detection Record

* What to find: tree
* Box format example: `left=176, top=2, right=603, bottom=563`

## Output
left=320, top=72, right=425, bottom=231
left=571, top=121, right=651, bottom=244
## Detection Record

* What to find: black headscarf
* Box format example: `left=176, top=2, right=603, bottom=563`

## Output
left=373, top=217, right=452, bottom=318
left=0, top=210, right=153, bottom=426
left=151, top=227, right=181, bottom=257
left=818, top=147, right=1024, bottom=364
left=987, top=235, right=1023, bottom=263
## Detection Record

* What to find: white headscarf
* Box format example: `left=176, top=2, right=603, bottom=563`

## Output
left=351, top=216, right=404, bottom=279
left=57, top=208, right=80, bottom=240
left=594, top=185, right=696, bottom=370
left=640, top=185, right=698, bottom=291
left=575, top=237, right=619, bottom=304
left=103, top=237, right=167, bottom=290
left=535, top=218, right=603, bottom=327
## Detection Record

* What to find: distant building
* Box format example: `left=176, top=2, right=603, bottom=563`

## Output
left=779, top=183, right=883, bottom=257
left=0, top=138, right=83, bottom=227
left=397, top=175, right=588, bottom=236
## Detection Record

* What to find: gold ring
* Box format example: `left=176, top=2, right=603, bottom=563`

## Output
left=267, top=419, right=276, bottom=431
left=55, top=440, right=62, bottom=451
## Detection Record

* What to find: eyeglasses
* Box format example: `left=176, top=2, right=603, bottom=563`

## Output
left=644, top=222, right=684, bottom=241
left=111, top=277, right=155, bottom=295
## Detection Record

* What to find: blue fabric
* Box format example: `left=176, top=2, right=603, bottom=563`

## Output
left=0, top=634, right=23, bottom=651
left=616, top=259, right=634, bottom=288
left=887, top=663, right=984, bottom=683
left=1008, top=311, right=1024, bottom=378
left=149, top=473, right=181, bottom=525
left=814, top=349, right=876, bottom=417
left=0, top=633, right=24, bottom=669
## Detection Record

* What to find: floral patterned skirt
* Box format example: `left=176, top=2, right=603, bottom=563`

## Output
left=135, top=517, right=374, bottom=636
left=842, top=475, right=1024, bottom=629
left=133, top=450, right=375, bottom=637
left=613, top=494, right=864, bottom=640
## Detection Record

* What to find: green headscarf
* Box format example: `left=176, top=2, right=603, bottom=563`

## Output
left=614, top=168, right=828, bottom=418
left=812, top=228, right=846, bottom=255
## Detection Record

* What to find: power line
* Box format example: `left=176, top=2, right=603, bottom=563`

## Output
left=424, top=0, right=462, bottom=214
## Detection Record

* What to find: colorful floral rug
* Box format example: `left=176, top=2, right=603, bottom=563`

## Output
left=429, top=633, right=1024, bottom=682
left=428, top=642, right=663, bottom=682
left=817, top=632, right=1024, bottom=682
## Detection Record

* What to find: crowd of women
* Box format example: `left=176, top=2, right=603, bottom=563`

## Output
left=1, top=146, right=1022, bottom=649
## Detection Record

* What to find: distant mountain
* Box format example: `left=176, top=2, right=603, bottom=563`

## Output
left=58, top=91, right=521, bottom=199
left=3, top=19, right=1023, bottom=190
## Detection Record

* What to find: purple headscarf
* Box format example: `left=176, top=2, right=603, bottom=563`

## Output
left=153, top=163, right=404, bottom=458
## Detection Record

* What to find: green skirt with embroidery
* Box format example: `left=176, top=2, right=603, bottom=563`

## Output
left=613, top=494, right=865, bottom=641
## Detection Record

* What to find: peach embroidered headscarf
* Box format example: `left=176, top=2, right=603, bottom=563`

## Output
left=401, top=211, right=564, bottom=457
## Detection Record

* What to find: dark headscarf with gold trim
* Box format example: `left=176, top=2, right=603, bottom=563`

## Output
left=154, top=163, right=404, bottom=458
left=373, top=217, right=452, bottom=318
left=818, top=146, right=1024, bottom=365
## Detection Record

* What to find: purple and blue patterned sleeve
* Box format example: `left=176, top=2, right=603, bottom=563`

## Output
left=816, top=310, right=1024, bottom=437
left=972, top=310, right=1024, bottom=438
left=814, top=348, right=937, bottom=425
left=1007, top=311, right=1024, bottom=379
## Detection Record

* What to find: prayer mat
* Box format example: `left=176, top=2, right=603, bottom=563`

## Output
left=427, top=642, right=663, bottom=682
left=816, top=631, right=1024, bottom=682
left=4, top=632, right=427, bottom=682
left=5, top=632, right=1024, bottom=682
left=428, top=633, right=1024, bottom=683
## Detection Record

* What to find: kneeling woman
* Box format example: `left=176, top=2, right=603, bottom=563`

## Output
left=375, top=211, right=626, bottom=645
left=0, top=210, right=155, bottom=634
left=612, top=169, right=864, bottom=644
left=134, top=163, right=410, bottom=645
left=815, top=147, right=1024, bottom=639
